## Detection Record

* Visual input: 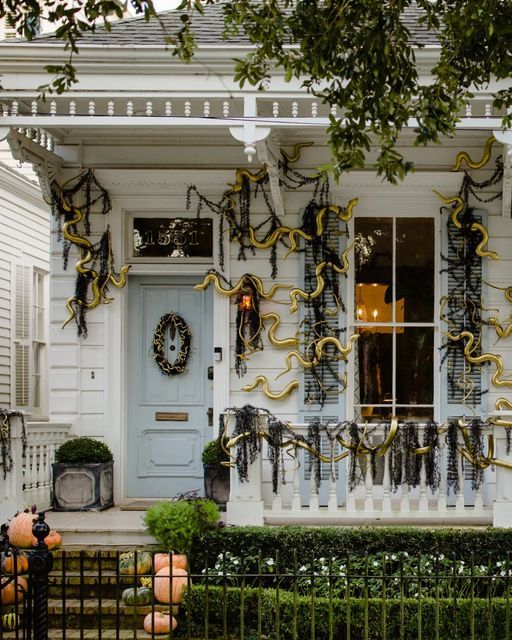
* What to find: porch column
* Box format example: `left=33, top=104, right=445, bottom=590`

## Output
left=0, top=415, right=25, bottom=524
left=225, top=411, right=265, bottom=526
left=491, top=412, right=512, bottom=527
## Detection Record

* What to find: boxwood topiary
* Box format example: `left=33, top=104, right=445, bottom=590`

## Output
left=202, top=437, right=230, bottom=466
left=55, top=437, right=113, bottom=464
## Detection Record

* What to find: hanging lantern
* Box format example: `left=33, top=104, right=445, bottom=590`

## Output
left=239, top=293, right=253, bottom=311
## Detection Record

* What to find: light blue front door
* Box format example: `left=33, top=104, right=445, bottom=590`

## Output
left=127, top=276, right=213, bottom=498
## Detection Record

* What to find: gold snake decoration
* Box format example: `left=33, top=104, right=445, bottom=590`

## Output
left=242, top=375, right=299, bottom=400
left=451, top=135, right=496, bottom=172
left=61, top=201, right=130, bottom=329
left=446, top=330, right=512, bottom=391
left=277, top=334, right=359, bottom=379
left=280, top=142, right=314, bottom=164
left=289, top=245, right=353, bottom=313
left=248, top=198, right=358, bottom=258
left=194, top=272, right=290, bottom=301
left=433, top=191, right=499, bottom=260
left=260, top=312, right=299, bottom=348
left=488, top=316, right=512, bottom=341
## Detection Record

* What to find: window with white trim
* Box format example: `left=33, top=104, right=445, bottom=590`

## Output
left=13, top=264, right=48, bottom=418
left=351, top=215, right=438, bottom=422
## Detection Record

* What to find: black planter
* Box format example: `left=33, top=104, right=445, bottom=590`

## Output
left=52, top=461, right=114, bottom=511
left=204, top=464, right=230, bottom=508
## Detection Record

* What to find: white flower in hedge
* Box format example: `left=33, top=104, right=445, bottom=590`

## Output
left=265, top=558, right=275, bottom=566
left=496, top=561, right=503, bottom=567
left=232, top=559, right=240, bottom=565
left=372, top=561, right=379, bottom=567
left=299, top=565, right=307, bottom=572
left=391, top=554, right=397, bottom=561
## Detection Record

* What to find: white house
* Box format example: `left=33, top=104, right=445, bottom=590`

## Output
left=1, top=5, right=512, bottom=527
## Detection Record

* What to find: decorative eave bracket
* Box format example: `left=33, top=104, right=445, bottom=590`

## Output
left=256, top=133, right=285, bottom=219
left=0, top=125, right=62, bottom=201
left=493, top=130, right=512, bottom=218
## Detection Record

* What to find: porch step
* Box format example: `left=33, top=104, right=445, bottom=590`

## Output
left=44, top=509, right=156, bottom=546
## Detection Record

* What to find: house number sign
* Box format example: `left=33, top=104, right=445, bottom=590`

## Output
left=133, top=217, right=213, bottom=258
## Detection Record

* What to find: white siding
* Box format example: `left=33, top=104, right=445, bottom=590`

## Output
left=0, top=163, right=50, bottom=408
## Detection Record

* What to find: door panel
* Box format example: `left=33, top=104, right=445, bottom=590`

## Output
left=127, top=276, right=213, bottom=497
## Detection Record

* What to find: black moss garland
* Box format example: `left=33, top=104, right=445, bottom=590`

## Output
left=0, top=410, right=27, bottom=480
left=423, top=421, right=440, bottom=492
left=403, top=422, right=421, bottom=488
left=468, top=418, right=484, bottom=490
left=231, top=404, right=263, bottom=483
left=307, top=419, right=322, bottom=491
left=446, top=420, right=460, bottom=495
left=348, top=422, right=362, bottom=491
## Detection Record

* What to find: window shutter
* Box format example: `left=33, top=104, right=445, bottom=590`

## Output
left=14, top=264, right=31, bottom=407
left=302, top=209, right=346, bottom=407
left=303, top=415, right=339, bottom=481
left=441, top=209, right=484, bottom=415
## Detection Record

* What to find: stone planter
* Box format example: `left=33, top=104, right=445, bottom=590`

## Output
left=52, top=461, right=114, bottom=511
left=204, top=464, right=230, bottom=508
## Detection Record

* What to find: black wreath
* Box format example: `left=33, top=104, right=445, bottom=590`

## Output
left=153, top=313, right=192, bottom=375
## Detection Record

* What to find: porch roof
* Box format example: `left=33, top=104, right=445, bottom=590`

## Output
left=23, top=1, right=438, bottom=48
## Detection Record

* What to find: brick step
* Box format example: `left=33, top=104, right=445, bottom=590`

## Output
left=45, top=598, right=181, bottom=630
left=48, top=570, right=151, bottom=599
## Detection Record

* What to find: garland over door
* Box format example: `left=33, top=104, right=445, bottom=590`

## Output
left=126, top=275, right=213, bottom=498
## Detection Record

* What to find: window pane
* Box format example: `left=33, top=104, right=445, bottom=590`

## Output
left=354, top=218, right=392, bottom=322
left=396, top=218, right=435, bottom=322
left=396, top=327, right=434, bottom=405
left=356, top=328, right=392, bottom=405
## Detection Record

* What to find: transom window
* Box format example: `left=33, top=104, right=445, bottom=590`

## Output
left=351, top=216, right=437, bottom=422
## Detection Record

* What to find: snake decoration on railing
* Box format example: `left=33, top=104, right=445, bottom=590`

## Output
left=219, top=405, right=512, bottom=495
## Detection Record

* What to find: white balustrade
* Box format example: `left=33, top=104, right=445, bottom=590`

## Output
left=224, top=413, right=495, bottom=526
left=0, top=418, right=70, bottom=523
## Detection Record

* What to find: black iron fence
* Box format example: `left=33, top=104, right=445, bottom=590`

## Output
left=2, top=514, right=512, bottom=640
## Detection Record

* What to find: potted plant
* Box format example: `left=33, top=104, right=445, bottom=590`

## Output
left=202, top=437, right=230, bottom=508
left=52, top=437, right=114, bottom=511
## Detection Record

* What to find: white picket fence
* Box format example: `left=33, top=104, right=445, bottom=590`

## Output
left=0, top=416, right=70, bottom=523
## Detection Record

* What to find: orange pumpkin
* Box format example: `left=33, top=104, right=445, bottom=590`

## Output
left=1, top=553, right=29, bottom=575
left=32, top=530, right=62, bottom=550
left=1, top=577, right=27, bottom=605
left=143, top=612, right=177, bottom=635
left=153, top=553, right=188, bottom=573
left=153, top=567, right=188, bottom=604
left=7, top=511, right=35, bottom=548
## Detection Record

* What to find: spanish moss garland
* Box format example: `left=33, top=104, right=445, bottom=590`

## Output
left=348, top=422, right=362, bottom=491
left=446, top=420, right=460, bottom=495
left=0, top=410, right=27, bottom=480
left=186, top=154, right=330, bottom=276
left=230, top=404, right=263, bottom=484
left=306, top=419, right=322, bottom=491
left=73, top=227, right=122, bottom=338
left=423, top=420, right=440, bottom=493
left=468, top=418, right=485, bottom=490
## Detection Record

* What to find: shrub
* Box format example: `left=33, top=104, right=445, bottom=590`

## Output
left=191, top=526, right=512, bottom=570
left=184, top=584, right=510, bottom=640
left=55, top=437, right=113, bottom=463
left=144, top=498, right=219, bottom=553
left=202, top=437, right=230, bottom=466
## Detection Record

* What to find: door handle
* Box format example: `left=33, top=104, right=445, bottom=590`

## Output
left=207, top=407, right=213, bottom=426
